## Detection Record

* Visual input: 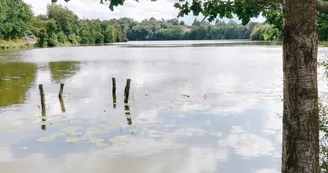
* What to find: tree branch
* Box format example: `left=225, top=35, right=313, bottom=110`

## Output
left=317, top=0, right=328, bottom=13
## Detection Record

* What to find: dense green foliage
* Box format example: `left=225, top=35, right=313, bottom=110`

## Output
left=0, top=0, right=277, bottom=47
left=34, top=4, right=127, bottom=47
left=0, top=0, right=34, bottom=40
left=3, top=0, right=328, bottom=46
left=100, top=17, right=270, bottom=41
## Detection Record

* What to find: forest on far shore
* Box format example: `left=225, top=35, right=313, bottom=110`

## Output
left=0, top=0, right=309, bottom=47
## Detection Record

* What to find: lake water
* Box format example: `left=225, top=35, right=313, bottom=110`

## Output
left=0, top=40, right=327, bottom=173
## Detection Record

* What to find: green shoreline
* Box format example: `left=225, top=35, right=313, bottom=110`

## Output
left=0, top=40, right=32, bottom=51
left=1, top=40, right=328, bottom=53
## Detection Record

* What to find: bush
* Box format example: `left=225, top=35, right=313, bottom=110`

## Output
left=250, top=24, right=272, bottom=41
left=57, top=32, right=67, bottom=43
left=47, top=33, right=58, bottom=47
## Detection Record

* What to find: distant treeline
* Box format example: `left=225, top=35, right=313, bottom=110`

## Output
left=0, top=0, right=278, bottom=48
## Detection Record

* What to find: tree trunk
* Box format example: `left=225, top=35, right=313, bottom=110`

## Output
left=282, top=0, right=319, bottom=172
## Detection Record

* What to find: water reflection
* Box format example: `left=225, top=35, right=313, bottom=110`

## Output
left=49, top=61, right=80, bottom=83
left=41, top=112, right=46, bottom=131
left=0, top=62, right=36, bottom=107
left=125, top=104, right=132, bottom=125
left=0, top=43, right=296, bottom=173
left=59, top=96, right=66, bottom=113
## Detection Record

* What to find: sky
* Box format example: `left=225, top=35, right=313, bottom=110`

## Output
left=23, top=0, right=265, bottom=25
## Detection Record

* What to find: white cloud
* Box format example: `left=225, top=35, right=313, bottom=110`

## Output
left=218, top=126, right=275, bottom=158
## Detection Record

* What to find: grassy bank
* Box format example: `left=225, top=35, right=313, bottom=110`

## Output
left=0, top=39, right=33, bottom=51
left=321, top=42, right=328, bottom=47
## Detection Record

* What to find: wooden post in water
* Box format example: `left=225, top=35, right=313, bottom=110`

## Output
left=124, top=104, right=132, bottom=125
left=112, top=78, right=117, bottom=108
left=39, top=84, right=46, bottom=131
left=39, top=84, right=46, bottom=112
left=124, top=79, right=131, bottom=104
left=58, top=83, right=66, bottom=112
left=58, top=83, right=64, bottom=98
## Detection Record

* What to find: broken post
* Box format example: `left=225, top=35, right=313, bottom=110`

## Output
left=124, top=79, right=131, bottom=104
left=58, top=83, right=64, bottom=98
left=39, top=84, right=46, bottom=112
left=112, top=78, right=116, bottom=108
left=124, top=104, right=132, bottom=125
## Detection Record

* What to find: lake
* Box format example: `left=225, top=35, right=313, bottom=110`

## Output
left=0, top=40, right=327, bottom=173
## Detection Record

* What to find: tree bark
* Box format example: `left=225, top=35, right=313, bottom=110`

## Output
left=282, top=0, right=319, bottom=172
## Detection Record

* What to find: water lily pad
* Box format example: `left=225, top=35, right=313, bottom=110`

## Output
left=0, top=126, right=22, bottom=132
left=19, top=117, right=38, bottom=123
left=60, top=126, right=83, bottom=135
left=82, top=135, right=96, bottom=141
left=109, top=135, right=128, bottom=145
left=95, top=142, right=108, bottom=147
left=49, top=132, right=66, bottom=138
left=66, top=137, right=82, bottom=143
left=91, top=138, right=105, bottom=143
left=38, top=136, right=56, bottom=142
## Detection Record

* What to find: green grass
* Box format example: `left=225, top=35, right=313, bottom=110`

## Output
left=321, top=42, right=328, bottom=47
left=0, top=39, right=33, bottom=51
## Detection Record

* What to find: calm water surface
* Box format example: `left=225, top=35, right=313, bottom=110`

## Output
left=0, top=40, right=327, bottom=173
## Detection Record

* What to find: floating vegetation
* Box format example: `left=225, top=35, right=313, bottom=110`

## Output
left=38, top=136, right=56, bottom=142
left=19, top=117, right=39, bottom=124
left=49, top=132, right=66, bottom=138
left=60, top=126, right=83, bottom=136
left=66, top=137, right=82, bottom=143
left=0, top=126, right=22, bottom=132
left=109, top=135, right=129, bottom=145
left=95, top=142, right=108, bottom=147
left=82, top=134, right=96, bottom=141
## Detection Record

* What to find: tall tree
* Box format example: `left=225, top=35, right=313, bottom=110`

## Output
left=58, top=0, right=328, bottom=172
left=0, top=0, right=34, bottom=39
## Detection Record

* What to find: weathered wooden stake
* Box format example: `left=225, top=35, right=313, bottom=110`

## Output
left=124, top=79, right=131, bottom=103
left=39, top=84, right=46, bottom=130
left=59, top=97, right=66, bottom=113
left=112, top=78, right=116, bottom=108
left=39, top=84, right=46, bottom=112
left=58, top=83, right=64, bottom=98
left=124, top=104, right=132, bottom=125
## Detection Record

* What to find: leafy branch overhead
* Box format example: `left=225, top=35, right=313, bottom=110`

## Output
left=56, top=0, right=328, bottom=25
